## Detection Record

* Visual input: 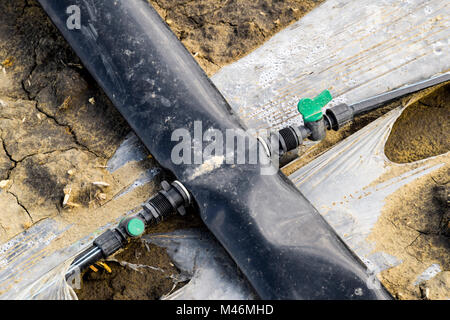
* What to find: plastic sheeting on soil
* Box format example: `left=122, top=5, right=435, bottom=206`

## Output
left=290, top=106, right=448, bottom=287
left=0, top=0, right=449, bottom=299
left=212, top=0, right=449, bottom=131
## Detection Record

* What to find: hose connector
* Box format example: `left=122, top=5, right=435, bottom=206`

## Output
left=325, top=103, right=354, bottom=131
left=66, top=180, right=191, bottom=279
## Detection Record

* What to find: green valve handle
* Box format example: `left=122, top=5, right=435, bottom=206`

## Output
left=297, top=90, right=333, bottom=123
left=126, top=217, right=145, bottom=237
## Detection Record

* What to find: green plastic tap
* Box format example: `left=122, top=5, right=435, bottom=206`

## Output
left=297, top=90, right=333, bottom=123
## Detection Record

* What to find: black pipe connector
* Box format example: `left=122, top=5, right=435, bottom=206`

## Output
left=66, top=180, right=191, bottom=279
left=275, top=103, right=357, bottom=155
left=325, top=103, right=354, bottom=131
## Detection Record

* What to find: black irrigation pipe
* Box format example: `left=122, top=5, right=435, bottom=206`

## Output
left=38, top=0, right=392, bottom=299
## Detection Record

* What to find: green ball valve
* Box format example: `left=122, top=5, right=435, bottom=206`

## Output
left=297, top=89, right=333, bottom=123
left=126, top=218, right=145, bottom=237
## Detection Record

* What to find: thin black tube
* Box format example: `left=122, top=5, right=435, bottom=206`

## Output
left=350, top=73, right=450, bottom=116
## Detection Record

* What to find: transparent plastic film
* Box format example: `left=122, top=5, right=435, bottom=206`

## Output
left=143, top=229, right=257, bottom=300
